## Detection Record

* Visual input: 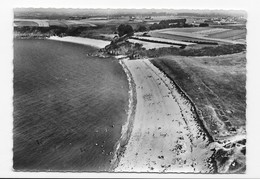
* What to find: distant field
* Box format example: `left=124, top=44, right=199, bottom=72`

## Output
left=149, top=31, right=222, bottom=45
left=128, top=39, right=176, bottom=49
left=165, top=27, right=246, bottom=40
left=193, top=28, right=231, bottom=36
left=132, top=36, right=195, bottom=46
left=60, top=20, right=97, bottom=27
left=14, top=19, right=49, bottom=27
left=48, top=20, right=67, bottom=27
left=149, top=28, right=245, bottom=45
left=14, top=19, right=99, bottom=28
left=14, top=21, right=39, bottom=27
left=160, top=27, right=232, bottom=36
left=207, top=29, right=246, bottom=40
left=151, top=52, right=246, bottom=139
left=158, top=27, right=211, bottom=33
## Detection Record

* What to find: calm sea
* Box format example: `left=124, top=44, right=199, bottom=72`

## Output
left=13, top=39, right=129, bottom=171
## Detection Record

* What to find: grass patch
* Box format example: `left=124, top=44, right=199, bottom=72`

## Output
left=150, top=52, right=246, bottom=138
left=137, top=44, right=246, bottom=58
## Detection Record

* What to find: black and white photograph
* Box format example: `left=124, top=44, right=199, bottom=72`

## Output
left=1, top=0, right=260, bottom=177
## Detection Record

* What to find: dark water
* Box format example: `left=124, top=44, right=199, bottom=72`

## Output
left=13, top=39, right=129, bottom=171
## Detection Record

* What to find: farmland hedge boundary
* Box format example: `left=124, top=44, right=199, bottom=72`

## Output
left=130, top=36, right=186, bottom=48
left=134, top=44, right=246, bottom=57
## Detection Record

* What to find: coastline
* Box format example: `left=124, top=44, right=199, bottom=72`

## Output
left=47, top=36, right=110, bottom=49
left=13, top=39, right=130, bottom=171
left=40, top=37, right=135, bottom=171
left=109, top=58, right=137, bottom=171
left=114, top=59, right=216, bottom=172
left=20, top=36, right=217, bottom=172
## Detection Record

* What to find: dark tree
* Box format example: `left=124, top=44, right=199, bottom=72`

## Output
left=199, top=23, right=209, bottom=27
left=137, top=25, right=147, bottom=32
left=117, top=24, right=134, bottom=37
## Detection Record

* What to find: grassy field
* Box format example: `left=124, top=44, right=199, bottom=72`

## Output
left=148, top=26, right=246, bottom=45
left=156, top=27, right=212, bottom=33
left=48, top=20, right=68, bottom=27
left=151, top=52, right=246, bottom=139
left=14, top=21, right=39, bottom=27
left=207, top=29, right=246, bottom=40
left=132, top=36, right=195, bottom=46
left=149, top=31, right=224, bottom=45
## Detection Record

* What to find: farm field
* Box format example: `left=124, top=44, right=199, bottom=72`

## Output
left=149, top=31, right=222, bottom=45
left=207, top=29, right=246, bottom=40
left=149, top=27, right=245, bottom=45
left=48, top=20, right=68, bottom=27
left=14, top=19, right=99, bottom=27
left=193, top=28, right=231, bottom=36
left=14, top=21, right=39, bottom=27
left=132, top=36, right=195, bottom=46
left=128, top=39, right=177, bottom=49
left=14, top=17, right=145, bottom=28
left=14, top=19, right=50, bottom=27
left=155, top=27, right=213, bottom=33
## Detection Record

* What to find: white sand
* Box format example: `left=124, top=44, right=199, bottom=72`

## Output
left=48, top=36, right=110, bottom=49
left=115, top=59, right=215, bottom=173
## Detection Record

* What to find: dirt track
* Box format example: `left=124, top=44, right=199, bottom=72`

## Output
left=115, top=59, right=215, bottom=173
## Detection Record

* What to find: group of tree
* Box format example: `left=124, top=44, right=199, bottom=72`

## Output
left=148, top=19, right=194, bottom=30
left=117, top=24, right=134, bottom=37
left=199, top=23, right=209, bottom=27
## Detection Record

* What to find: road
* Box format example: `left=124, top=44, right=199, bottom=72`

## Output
left=115, top=59, right=215, bottom=173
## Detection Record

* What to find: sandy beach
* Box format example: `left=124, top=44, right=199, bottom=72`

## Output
left=48, top=36, right=110, bottom=49
left=114, top=59, right=215, bottom=173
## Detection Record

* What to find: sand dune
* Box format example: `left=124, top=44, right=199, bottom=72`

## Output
left=114, top=59, right=215, bottom=173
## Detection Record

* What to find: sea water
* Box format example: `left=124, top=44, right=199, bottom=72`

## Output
left=13, top=39, right=129, bottom=171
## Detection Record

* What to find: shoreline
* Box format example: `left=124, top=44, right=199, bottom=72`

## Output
left=18, top=37, right=217, bottom=172
left=47, top=36, right=110, bottom=49
left=109, top=58, right=137, bottom=171
left=28, top=37, right=133, bottom=171
left=114, top=59, right=216, bottom=172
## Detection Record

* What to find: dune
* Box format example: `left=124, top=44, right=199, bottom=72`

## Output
left=114, top=59, right=216, bottom=173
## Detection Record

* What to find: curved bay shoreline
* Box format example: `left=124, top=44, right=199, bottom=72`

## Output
left=48, top=36, right=218, bottom=172
left=113, top=59, right=216, bottom=173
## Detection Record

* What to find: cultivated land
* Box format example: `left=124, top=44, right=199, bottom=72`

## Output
left=148, top=29, right=245, bottom=45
